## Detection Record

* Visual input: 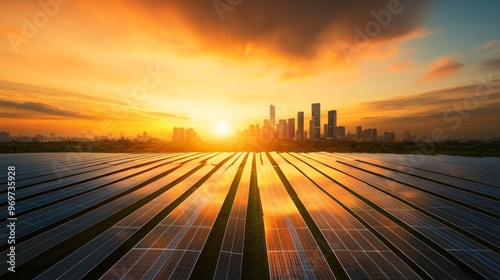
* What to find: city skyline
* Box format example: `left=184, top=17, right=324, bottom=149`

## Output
left=0, top=1, right=499, bottom=140
left=1, top=98, right=499, bottom=142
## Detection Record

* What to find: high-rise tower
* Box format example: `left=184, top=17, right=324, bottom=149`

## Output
left=311, top=103, right=321, bottom=140
left=297, top=111, right=304, bottom=140
left=328, top=110, right=337, bottom=139
left=270, top=105, right=276, bottom=137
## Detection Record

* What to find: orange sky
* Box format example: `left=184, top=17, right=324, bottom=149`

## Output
left=1, top=0, right=499, bottom=140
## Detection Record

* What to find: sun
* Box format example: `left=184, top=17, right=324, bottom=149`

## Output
left=215, top=122, right=229, bottom=136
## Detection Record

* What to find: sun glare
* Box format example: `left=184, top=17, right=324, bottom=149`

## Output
left=215, top=122, right=229, bottom=136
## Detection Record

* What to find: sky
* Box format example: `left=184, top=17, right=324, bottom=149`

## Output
left=0, top=0, right=499, bottom=140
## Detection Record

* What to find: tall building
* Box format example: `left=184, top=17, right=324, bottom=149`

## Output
left=287, top=118, right=295, bottom=140
left=403, top=131, right=412, bottom=141
left=270, top=105, right=276, bottom=138
left=296, top=112, right=304, bottom=140
left=0, top=131, right=10, bottom=142
left=327, top=110, right=337, bottom=139
left=262, top=119, right=271, bottom=139
left=173, top=127, right=185, bottom=142
left=278, top=119, right=286, bottom=139
left=323, top=124, right=328, bottom=138
left=356, top=126, right=362, bottom=141
left=185, top=128, right=197, bottom=142
left=383, top=132, right=396, bottom=142
left=311, top=103, right=321, bottom=140
left=309, top=120, right=313, bottom=140
left=143, top=131, right=148, bottom=142
left=337, top=126, right=345, bottom=139
left=362, top=128, right=378, bottom=141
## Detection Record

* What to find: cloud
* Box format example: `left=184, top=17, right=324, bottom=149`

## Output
left=342, top=80, right=500, bottom=137
left=418, top=57, right=464, bottom=82
left=0, top=112, right=25, bottom=118
left=126, top=0, right=430, bottom=60
left=387, top=60, right=412, bottom=71
left=0, top=100, right=97, bottom=120
left=0, top=79, right=115, bottom=105
left=138, top=110, right=192, bottom=120
left=475, top=39, right=498, bottom=50
left=479, top=58, right=500, bottom=71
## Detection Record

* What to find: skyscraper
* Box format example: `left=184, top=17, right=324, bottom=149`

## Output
left=186, top=128, right=197, bottom=142
left=311, top=103, right=321, bottom=140
left=403, top=131, right=412, bottom=141
left=309, top=120, right=313, bottom=140
left=287, top=118, right=295, bottom=140
left=337, top=126, right=345, bottom=139
left=263, top=119, right=271, bottom=139
left=173, top=127, right=185, bottom=142
left=328, top=110, right=337, bottom=139
left=0, top=131, right=9, bottom=142
left=356, top=126, right=362, bottom=141
left=296, top=112, right=304, bottom=140
left=278, top=119, right=286, bottom=139
left=383, top=132, right=396, bottom=142
left=270, top=105, right=276, bottom=138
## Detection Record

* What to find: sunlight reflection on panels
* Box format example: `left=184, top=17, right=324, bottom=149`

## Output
left=257, top=152, right=335, bottom=279
left=101, top=153, right=244, bottom=279
left=4, top=152, right=499, bottom=279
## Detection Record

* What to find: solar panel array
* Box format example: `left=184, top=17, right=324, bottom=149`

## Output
left=0, top=152, right=498, bottom=279
left=101, top=153, right=245, bottom=279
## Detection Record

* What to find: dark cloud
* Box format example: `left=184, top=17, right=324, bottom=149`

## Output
left=357, top=80, right=500, bottom=110
left=0, top=100, right=97, bottom=119
left=0, top=79, right=115, bottom=105
left=0, top=112, right=25, bottom=118
left=140, top=0, right=430, bottom=58
left=140, top=110, right=192, bottom=120
left=480, top=58, right=500, bottom=71
left=346, top=80, right=500, bottom=137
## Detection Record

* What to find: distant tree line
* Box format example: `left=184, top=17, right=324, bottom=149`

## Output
left=0, top=139, right=499, bottom=157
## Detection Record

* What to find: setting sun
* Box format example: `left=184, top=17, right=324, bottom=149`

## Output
left=215, top=122, right=229, bottom=137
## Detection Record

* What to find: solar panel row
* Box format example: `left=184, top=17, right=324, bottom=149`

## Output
left=214, top=153, right=253, bottom=280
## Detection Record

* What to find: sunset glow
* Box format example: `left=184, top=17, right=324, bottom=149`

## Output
left=0, top=1, right=499, bottom=140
